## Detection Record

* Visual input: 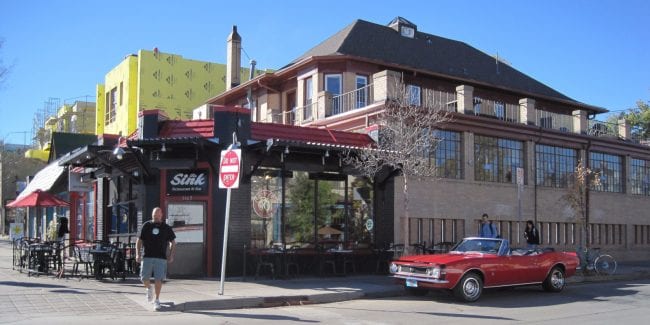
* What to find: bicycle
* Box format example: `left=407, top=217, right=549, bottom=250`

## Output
left=577, top=247, right=617, bottom=275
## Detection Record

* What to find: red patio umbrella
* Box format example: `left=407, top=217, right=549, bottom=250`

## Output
left=6, top=189, right=69, bottom=208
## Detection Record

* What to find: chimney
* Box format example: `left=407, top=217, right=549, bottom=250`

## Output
left=226, top=25, right=242, bottom=90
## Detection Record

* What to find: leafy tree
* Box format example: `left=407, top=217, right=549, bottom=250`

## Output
left=608, top=100, right=650, bottom=139
left=345, top=78, right=452, bottom=251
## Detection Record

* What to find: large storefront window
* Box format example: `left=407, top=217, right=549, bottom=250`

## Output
left=535, top=144, right=577, bottom=188
left=475, top=135, right=524, bottom=183
left=250, top=169, right=373, bottom=249
left=590, top=152, right=623, bottom=193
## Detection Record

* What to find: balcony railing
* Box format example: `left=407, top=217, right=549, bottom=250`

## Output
left=587, top=120, right=619, bottom=138
left=536, top=110, right=574, bottom=132
left=473, top=97, right=519, bottom=123
left=422, top=88, right=457, bottom=112
left=328, top=84, right=375, bottom=117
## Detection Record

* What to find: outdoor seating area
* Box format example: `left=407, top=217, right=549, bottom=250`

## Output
left=244, top=241, right=427, bottom=279
left=11, top=237, right=138, bottom=281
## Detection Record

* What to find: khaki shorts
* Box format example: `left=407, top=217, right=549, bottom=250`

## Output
left=140, top=257, right=167, bottom=282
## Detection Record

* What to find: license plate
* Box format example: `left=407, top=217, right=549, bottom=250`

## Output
left=406, top=278, right=418, bottom=287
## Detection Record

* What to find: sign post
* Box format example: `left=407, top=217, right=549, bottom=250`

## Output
left=516, top=167, right=524, bottom=221
left=218, top=140, right=241, bottom=296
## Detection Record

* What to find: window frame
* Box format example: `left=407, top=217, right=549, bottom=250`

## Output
left=406, top=84, right=421, bottom=106
left=630, top=158, right=650, bottom=195
left=429, top=130, right=463, bottom=179
left=474, top=135, right=524, bottom=184
left=589, top=151, right=624, bottom=193
left=535, top=144, right=577, bottom=188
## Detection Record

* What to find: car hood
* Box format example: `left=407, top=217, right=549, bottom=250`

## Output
left=395, top=252, right=485, bottom=266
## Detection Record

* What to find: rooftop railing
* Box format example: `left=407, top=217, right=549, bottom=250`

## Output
left=536, top=110, right=574, bottom=132
left=587, top=120, right=619, bottom=138
left=473, top=97, right=520, bottom=123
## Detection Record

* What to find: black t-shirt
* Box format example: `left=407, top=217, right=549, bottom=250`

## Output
left=139, top=220, right=176, bottom=259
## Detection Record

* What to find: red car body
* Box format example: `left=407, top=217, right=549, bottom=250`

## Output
left=390, top=237, right=580, bottom=302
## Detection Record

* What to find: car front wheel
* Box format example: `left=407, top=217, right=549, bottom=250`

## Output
left=454, top=272, right=483, bottom=302
left=542, top=266, right=565, bottom=292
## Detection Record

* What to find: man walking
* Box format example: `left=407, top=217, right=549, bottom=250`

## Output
left=136, top=207, right=176, bottom=311
left=479, top=213, right=498, bottom=238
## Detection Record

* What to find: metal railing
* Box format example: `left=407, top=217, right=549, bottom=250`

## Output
left=587, top=120, right=619, bottom=138
left=296, top=101, right=317, bottom=123
left=422, top=88, right=457, bottom=112
left=472, top=97, right=520, bottom=123
left=329, top=84, right=374, bottom=117
left=536, top=110, right=574, bottom=132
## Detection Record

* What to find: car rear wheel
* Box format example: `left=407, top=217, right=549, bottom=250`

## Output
left=542, top=266, right=565, bottom=292
left=405, top=287, right=428, bottom=296
left=454, top=273, right=483, bottom=302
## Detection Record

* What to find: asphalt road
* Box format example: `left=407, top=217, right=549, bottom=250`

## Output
left=3, top=279, right=649, bottom=324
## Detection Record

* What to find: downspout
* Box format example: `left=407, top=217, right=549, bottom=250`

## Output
left=585, top=139, right=592, bottom=247
left=534, top=127, right=542, bottom=226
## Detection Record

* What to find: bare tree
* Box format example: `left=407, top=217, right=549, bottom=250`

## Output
left=562, top=160, right=600, bottom=249
left=345, top=79, right=452, bottom=251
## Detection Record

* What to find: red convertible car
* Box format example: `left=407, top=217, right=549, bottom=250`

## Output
left=389, top=237, right=579, bottom=302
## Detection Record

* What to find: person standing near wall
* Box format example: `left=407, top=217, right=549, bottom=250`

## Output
left=136, top=207, right=176, bottom=311
left=524, top=220, right=540, bottom=249
left=478, top=213, right=498, bottom=238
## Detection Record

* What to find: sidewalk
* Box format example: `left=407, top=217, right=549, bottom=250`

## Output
left=2, top=239, right=650, bottom=313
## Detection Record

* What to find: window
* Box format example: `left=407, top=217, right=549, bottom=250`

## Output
left=494, top=101, right=505, bottom=120
left=355, top=75, right=368, bottom=108
left=630, top=158, right=650, bottom=195
left=249, top=169, right=374, bottom=248
left=473, top=97, right=482, bottom=115
left=303, top=77, right=313, bottom=121
left=105, top=87, right=117, bottom=126
left=325, top=74, right=342, bottom=115
left=589, top=152, right=623, bottom=193
left=119, top=82, right=123, bottom=106
left=429, top=130, right=463, bottom=179
left=475, top=135, right=524, bottom=183
left=305, top=77, right=313, bottom=106
left=535, top=144, right=577, bottom=188
left=406, top=84, right=421, bottom=106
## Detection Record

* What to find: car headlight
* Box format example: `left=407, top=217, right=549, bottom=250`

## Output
left=389, top=262, right=399, bottom=274
left=426, top=267, right=441, bottom=278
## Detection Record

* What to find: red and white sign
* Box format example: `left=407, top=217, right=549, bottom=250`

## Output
left=219, top=149, right=241, bottom=189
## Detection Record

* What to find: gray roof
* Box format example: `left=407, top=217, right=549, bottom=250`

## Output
left=289, top=19, right=578, bottom=105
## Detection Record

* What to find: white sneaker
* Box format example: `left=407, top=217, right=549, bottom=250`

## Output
left=146, top=286, right=153, bottom=303
left=153, top=299, right=161, bottom=311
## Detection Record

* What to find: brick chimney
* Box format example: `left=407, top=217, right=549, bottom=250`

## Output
left=226, top=25, right=242, bottom=90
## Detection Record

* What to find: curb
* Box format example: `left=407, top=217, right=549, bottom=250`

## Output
left=171, top=287, right=405, bottom=312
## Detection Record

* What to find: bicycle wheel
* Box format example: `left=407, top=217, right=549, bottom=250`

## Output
left=594, top=254, right=617, bottom=275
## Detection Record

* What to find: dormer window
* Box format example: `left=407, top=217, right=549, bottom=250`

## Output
left=400, top=26, right=415, bottom=38
left=388, top=16, right=417, bottom=39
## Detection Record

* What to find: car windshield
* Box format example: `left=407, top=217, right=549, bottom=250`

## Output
left=452, top=238, right=502, bottom=254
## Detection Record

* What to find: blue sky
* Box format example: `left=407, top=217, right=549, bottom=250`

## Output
left=1, top=0, right=648, bottom=145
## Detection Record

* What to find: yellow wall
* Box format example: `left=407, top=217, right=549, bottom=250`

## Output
left=96, top=84, right=106, bottom=134
left=100, top=55, right=138, bottom=136
left=98, top=49, right=259, bottom=136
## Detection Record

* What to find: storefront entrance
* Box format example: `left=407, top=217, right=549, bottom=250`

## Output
left=166, top=201, right=206, bottom=276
